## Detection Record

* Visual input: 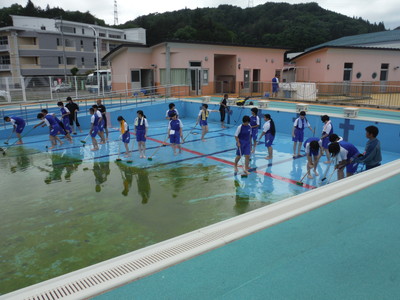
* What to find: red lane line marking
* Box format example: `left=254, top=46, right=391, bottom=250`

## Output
left=125, top=128, right=315, bottom=190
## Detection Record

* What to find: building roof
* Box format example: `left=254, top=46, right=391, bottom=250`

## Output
left=306, top=29, right=400, bottom=51
left=103, top=40, right=289, bottom=61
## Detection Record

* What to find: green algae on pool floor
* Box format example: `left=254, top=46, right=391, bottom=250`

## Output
left=0, top=148, right=294, bottom=294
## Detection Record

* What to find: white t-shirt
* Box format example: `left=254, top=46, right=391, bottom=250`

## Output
left=262, top=121, right=271, bottom=133
left=134, top=117, right=149, bottom=127
left=293, top=117, right=310, bottom=129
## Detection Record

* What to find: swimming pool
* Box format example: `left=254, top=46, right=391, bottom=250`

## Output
left=1, top=99, right=400, bottom=296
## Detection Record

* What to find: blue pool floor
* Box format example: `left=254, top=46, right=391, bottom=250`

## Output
left=2, top=117, right=399, bottom=192
left=95, top=174, right=400, bottom=300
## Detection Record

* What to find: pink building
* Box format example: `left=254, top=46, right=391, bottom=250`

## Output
left=104, top=41, right=288, bottom=96
left=289, top=30, right=400, bottom=85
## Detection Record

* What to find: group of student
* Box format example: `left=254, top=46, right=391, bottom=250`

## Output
left=3, top=96, right=383, bottom=182
left=232, top=105, right=382, bottom=179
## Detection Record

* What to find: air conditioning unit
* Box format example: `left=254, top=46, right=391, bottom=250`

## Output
left=202, top=96, right=211, bottom=103
left=296, top=103, right=309, bottom=113
left=344, top=107, right=359, bottom=118
left=259, top=101, right=270, bottom=109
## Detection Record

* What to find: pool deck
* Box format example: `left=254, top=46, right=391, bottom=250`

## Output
left=96, top=170, right=400, bottom=299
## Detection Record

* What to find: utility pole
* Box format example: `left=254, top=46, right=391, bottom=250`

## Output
left=114, top=0, right=118, bottom=26
left=88, top=25, right=100, bottom=96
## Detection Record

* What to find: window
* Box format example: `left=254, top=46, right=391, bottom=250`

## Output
left=82, top=28, right=85, bottom=34
left=66, top=57, right=76, bottom=65
left=80, top=40, right=83, bottom=46
left=61, top=26, right=75, bottom=34
left=343, top=62, right=353, bottom=81
left=58, top=57, right=63, bottom=64
left=101, top=42, right=107, bottom=51
left=0, top=36, right=8, bottom=45
left=109, top=34, right=121, bottom=39
left=56, top=38, right=60, bottom=46
left=380, top=63, right=389, bottom=81
left=131, top=70, right=140, bottom=82
left=40, top=26, right=46, bottom=30
left=0, top=55, right=10, bottom=64
left=356, top=72, right=362, bottom=79
left=202, top=69, right=209, bottom=85
left=160, top=69, right=187, bottom=85
left=189, top=61, right=201, bottom=67
left=65, top=39, right=74, bottom=47
left=99, top=33, right=106, bottom=37
left=81, top=57, right=85, bottom=65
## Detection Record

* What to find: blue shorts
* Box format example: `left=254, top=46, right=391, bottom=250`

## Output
left=264, top=133, right=275, bottom=147
left=91, top=126, right=99, bottom=137
left=236, top=141, right=251, bottom=156
left=346, top=154, right=361, bottom=173
left=62, top=117, right=71, bottom=132
left=170, top=133, right=180, bottom=144
left=272, top=85, right=279, bottom=93
left=321, top=136, right=330, bottom=149
left=200, top=119, right=208, bottom=126
left=122, top=131, right=130, bottom=144
left=292, top=128, right=304, bottom=142
left=15, top=121, right=26, bottom=134
left=251, top=128, right=258, bottom=141
left=50, top=124, right=63, bottom=136
left=98, top=121, right=104, bottom=132
left=136, top=129, right=146, bottom=142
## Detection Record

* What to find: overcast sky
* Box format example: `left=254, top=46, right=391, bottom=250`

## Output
left=2, top=0, right=399, bottom=29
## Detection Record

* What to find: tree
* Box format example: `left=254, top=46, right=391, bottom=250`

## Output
left=70, top=67, right=79, bottom=76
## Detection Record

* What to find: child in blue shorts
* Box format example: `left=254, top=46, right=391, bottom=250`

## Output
left=168, top=112, right=184, bottom=155
left=89, top=108, right=100, bottom=151
left=328, top=141, right=360, bottom=180
left=3, top=116, right=26, bottom=144
left=320, top=115, right=333, bottom=164
left=117, top=116, right=131, bottom=157
left=250, top=107, right=260, bottom=153
left=234, top=115, right=252, bottom=175
left=292, top=111, right=313, bottom=157
left=134, top=110, right=149, bottom=158
left=258, top=114, right=276, bottom=160
left=196, top=103, right=218, bottom=142
left=166, top=103, right=179, bottom=120
left=303, top=137, right=322, bottom=178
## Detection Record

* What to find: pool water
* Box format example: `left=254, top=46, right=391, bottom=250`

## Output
left=1, top=109, right=399, bottom=295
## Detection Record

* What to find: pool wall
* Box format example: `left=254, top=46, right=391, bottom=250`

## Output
left=1, top=100, right=399, bottom=153
left=180, top=101, right=400, bottom=153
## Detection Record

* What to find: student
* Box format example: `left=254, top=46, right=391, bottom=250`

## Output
left=272, top=75, right=279, bottom=97
left=65, top=96, right=82, bottom=134
left=3, top=116, right=25, bottom=144
left=328, top=133, right=343, bottom=143
left=134, top=110, right=149, bottom=158
left=292, top=111, right=313, bottom=157
left=219, top=93, right=229, bottom=128
left=258, top=114, right=276, bottom=160
left=166, top=103, right=179, bottom=120
left=36, top=112, right=63, bottom=149
left=92, top=105, right=106, bottom=144
left=303, top=137, right=322, bottom=179
left=196, top=103, right=218, bottom=142
left=97, top=99, right=109, bottom=140
left=41, top=109, right=72, bottom=143
left=168, top=112, right=184, bottom=155
left=354, top=125, right=382, bottom=170
left=57, top=101, right=72, bottom=135
left=117, top=116, right=130, bottom=157
left=250, top=107, right=260, bottom=153
left=320, top=115, right=333, bottom=164
left=234, top=115, right=252, bottom=175
left=88, top=107, right=100, bottom=151
left=328, top=141, right=360, bottom=180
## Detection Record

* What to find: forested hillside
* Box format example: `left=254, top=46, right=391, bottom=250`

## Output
left=0, top=1, right=386, bottom=51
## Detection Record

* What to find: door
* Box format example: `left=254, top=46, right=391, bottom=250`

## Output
left=131, top=69, right=141, bottom=93
left=189, top=68, right=202, bottom=96
left=252, top=69, right=260, bottom=93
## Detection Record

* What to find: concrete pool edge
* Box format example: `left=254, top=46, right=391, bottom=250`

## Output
left=3, top=159, right=400, bottom=300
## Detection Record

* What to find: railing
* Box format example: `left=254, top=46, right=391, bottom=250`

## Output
left=0, top=84, right=189, bottom=129
left=238, top=81, right=400, bottom=109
